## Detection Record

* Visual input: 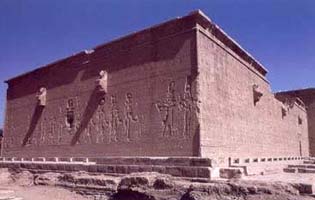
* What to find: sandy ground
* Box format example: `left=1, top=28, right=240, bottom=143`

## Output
left=0, top=170, right=314, bottom=200
left=0, top=185, right=88, bottom=200
left=244, top=172, right=315, bottom=185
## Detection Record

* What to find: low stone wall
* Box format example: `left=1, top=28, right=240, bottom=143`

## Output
left=229, top=156, right=306, bottom=176
left=0, top=157, right=213, bottom=179
left=230, top=156, right=305, bottom=165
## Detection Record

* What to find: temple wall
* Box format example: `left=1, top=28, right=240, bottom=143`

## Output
left=3, top=21, right=200, bottom=157
left=2, top=11, right=311, bottom=160
left=307, top=102, right=315, bottom=156
left=197, top=26, right=309, bottom=160
left=275, top=89, right=315, bottom=157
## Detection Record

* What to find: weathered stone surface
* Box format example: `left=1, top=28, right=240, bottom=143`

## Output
left=276, top=89, right=315, bottom=157
left=34, top=172, right=61, bottom=186
left=10, top=170, right=34, bottom=186
left=291, top=183, right=314, bottom=194
left=197, top=24, right=309, bottom=160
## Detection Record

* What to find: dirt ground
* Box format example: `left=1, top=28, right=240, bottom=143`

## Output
left=0, top=185, right=88, bottom=200
left=244, top=172, right=315, bottom=185
left=0, top=168, right=314, bottom=200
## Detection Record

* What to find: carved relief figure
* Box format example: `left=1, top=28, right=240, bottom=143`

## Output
left=49, top=117, right=56, bottom=144
left=96, top=108, right=107, bottom=143
left=107, top=95, right=122, bottom=142
left=40, top=117, right=48, bottom=144
left=86, top=118, right=96, bottom=144
left=179, top=78, right=199, bottom=137
left=156, top=77, right=199, bottom=138
left=124, top=93, right=138, bottom=141
left=66, top=99, right=75, bottom=130
left=156, top=81, right=177, bottom=136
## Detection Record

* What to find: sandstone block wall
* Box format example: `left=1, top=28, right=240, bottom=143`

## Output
left=276, top=89, right=315, bottom=157
left=3, top=15, right=200, bottom=157
left=2, top=10, right=310, bottom=160
left=308, top=102, right=315, bottom=156
left=196, top=23, right=309, bottom=160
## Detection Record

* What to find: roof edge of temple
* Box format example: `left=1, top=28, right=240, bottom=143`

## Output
left=276, top=87, right=315, bottom=94
left=189, top=9, right=268, bottom=76
left=5, top=9, right=268, bottom=84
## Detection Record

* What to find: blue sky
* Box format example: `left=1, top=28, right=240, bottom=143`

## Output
left=0, top=0, right=314, bottom=128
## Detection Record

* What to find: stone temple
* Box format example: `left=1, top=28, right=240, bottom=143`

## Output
left=1, top=10, right=314, bottom=178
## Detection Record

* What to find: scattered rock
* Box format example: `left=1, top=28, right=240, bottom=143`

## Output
left=181, top=191, right=208, bottom=200
left=34, top=172, right=61, bottom=186
left=10, top=170, right=34, bottom=186
left=153, top=177, right=174, bottom=190
left=118, top=176, right=149, bottom=191
left=291, top=183, right=313, bottom=194
left=111, top=190, right=156, bottom=200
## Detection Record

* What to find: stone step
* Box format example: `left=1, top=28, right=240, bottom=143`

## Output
left=303, top=160, right=315, bottom=164
left=283, top=168, right=296, bottom=173
left=288, top=164, right=315, bottom=169
left=88, top=157, right=212, bottom=167
left=284, top=167, right=315, bottom=174
left=297, top=168, right=315, bottom=174
left=0, top=162, right=212, bottom=179
left=0, top=157, right=212, bottom=167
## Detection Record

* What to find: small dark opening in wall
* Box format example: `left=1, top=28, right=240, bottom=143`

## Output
left=298, top=116, right=303, bottom=125
left=66, top=110, right=75, bottom=128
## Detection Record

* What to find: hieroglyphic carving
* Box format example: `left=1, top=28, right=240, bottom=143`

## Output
left=156, top=77, right=199, bottom=138
left=124, top=93, right=138, bottom=141
left=156, top=81, right=177, bottom=136
left=39, top=117, right=47, bottom=144
left=138, top=114, right=144, bottom=137
left=86, top=118, right=96, bottom=144
left=95, top=107, right=107, bottom=143
left=57, top=106, right=64, bottom=143
left=24, top=89, right=143, bottom=146
left=107, top=95, right=122, bottom=142
left=47, top=117, right=56, bottom=145
left=66, top=99, right=75, bottom=129
left=179, top=78, right=199, bottom=137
